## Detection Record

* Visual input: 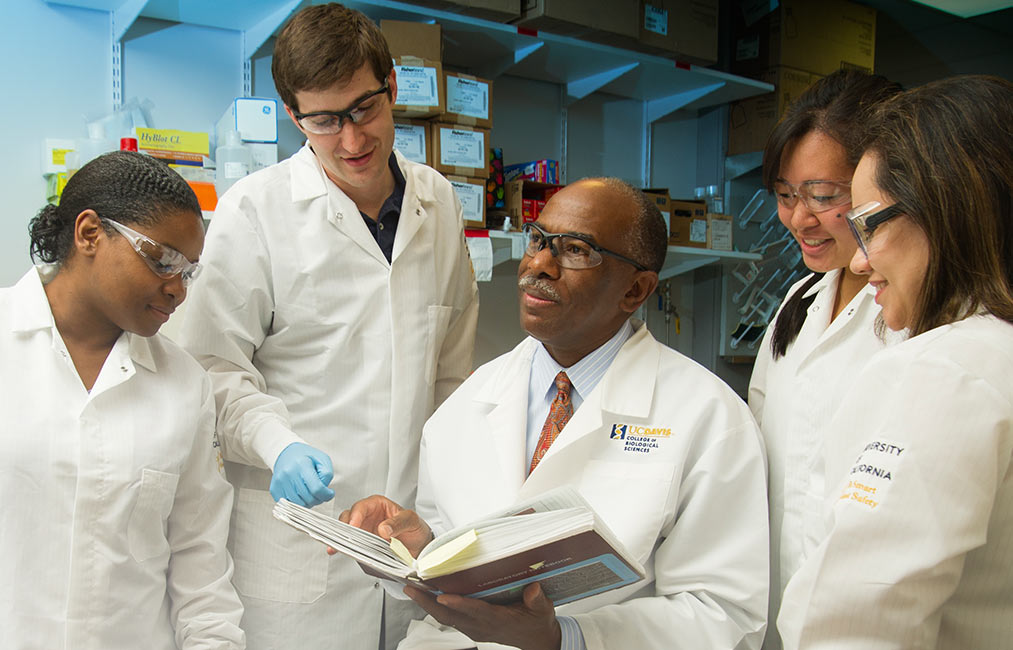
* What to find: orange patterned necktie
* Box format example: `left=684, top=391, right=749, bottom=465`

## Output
left=529, top=371, right=573, bottom=473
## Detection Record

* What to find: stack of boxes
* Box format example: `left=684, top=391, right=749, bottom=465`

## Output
left=727, top=0, right=877, bottom=155
left=385, top=19, right=492, bottom=228
left=503, top=160, right=562, bottom=229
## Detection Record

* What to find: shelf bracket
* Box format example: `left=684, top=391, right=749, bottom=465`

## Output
left=476, top=41, right=544, bottom=81
left=242, top=0, right=303, bottom=97
left=565, top=62, right=639, bottom=103
left=646, top=82, right=725, bottom=123
left=110, top=0, right=148, bottom=108
left=659, top=255, right=722, bottom=280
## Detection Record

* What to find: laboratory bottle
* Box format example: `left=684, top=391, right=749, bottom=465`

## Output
left=215, top=130, right=252, bottom=197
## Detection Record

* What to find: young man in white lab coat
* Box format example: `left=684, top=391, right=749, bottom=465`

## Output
left=345, top=178, right=770, bottom=650
left=179, top=4, right=479, bottom=650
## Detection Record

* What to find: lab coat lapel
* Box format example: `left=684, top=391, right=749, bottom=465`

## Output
left=391, top=152, right=425, bottom=264
left=289, top=144, right=390, bottom=267
left=522, top=322, right=658, bottom=494
left=475, top=340, right=536, bottom=498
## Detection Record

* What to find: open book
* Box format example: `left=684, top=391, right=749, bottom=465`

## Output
left=272, top=486, right=645, bottom=606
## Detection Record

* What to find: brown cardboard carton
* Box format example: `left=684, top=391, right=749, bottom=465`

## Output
left=733, top=0, right=876, bottom=77
left=706, top=213, right=733, bottom=250
left=727, top=66, right=822, bottom=156
left=393, top=57, right=445, bottom=119
left=642, top=189, right=672, bottom=236
left=404, top=0, right=521, bottom=22
left=669, top=199, right=708, bottom=248
left=441, top=72, right=494, bottom=129
left=515, top=0, right=639, bottom=40
left=394, top=119, right=432, bottom=167
left=381, top=20, right=442, bottom=61
left=638, top=0, right=718, bottom=64
left=431, top=123, right=491, bottom=178
left=446, top=175, right=487, bottom=227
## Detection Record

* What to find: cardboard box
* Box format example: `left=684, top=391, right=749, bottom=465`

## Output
left=515, top=0, right=639, bottom=41
left=403, top=0, right=520, bottom=22
left=727, top=66, right=822, bottom=156
left=638, top=0, right=718, bottom=64
left=393, top=57, right=444, bottom=119
left=431, top=123, right=491, bottom=178
left=504, top=159, right=559, bottom=184
left=505, top=179, right=564, bottom=226
left=669, top=199, right=708, bottom=248
left=643, top=188, right=671, bottom=235
left=381, top=20, right=442, bottom=61
left=707, top=213, right=733, bottom=250
left=733, top=0, right=876, bottom=77
left=441, top=72, right=493, bottom=129
left=394, top=119, right=432, bottom=166
left=447, top=175, right=487, bottom=227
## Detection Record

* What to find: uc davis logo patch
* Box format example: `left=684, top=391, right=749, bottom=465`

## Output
left=610, top=424, right=627, bottom=440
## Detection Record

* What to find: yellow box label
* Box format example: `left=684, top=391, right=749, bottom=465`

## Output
left=136, top=128, right=209, bottom=155
left=52, top=148, right=74, bottom=165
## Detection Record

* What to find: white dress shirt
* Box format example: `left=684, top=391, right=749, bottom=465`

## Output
left=0, top=268, right=244, bottom=650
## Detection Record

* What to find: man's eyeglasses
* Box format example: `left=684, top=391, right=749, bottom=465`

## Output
left=522, top=222, right=648, bottom=271
left=773, top=179, right=852, bottom=213
left=292, top=79, right=390, bottom=135
left=844, top=201, right=905, bottom=258
left=103, top=218, right=203, bottom=287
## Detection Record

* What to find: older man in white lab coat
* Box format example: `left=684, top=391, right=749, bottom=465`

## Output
left=345, top=178, right=769, bottom=650
left=179, top=5, right=478, bottom=650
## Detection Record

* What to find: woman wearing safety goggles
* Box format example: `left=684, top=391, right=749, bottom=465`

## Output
left=779, top=74, right=1013, bottom=649
left=0, top=151, right=244, bottom=648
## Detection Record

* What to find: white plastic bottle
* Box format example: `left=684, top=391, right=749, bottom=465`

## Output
left=215, top=130, right=252, bottom=197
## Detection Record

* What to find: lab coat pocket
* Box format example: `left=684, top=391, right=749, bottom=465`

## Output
left=127, top=468, right=179, bottom=563
left=424, top=305, right=453, bottom=386
left=578, top=460, right=676, bottom=562
left=230, top=487, right=330, bottom=603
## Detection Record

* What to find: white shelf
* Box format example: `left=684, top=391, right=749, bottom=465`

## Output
left=47, top=0, right=772, bottom=115
left=486, top=231, right=761, bottom=279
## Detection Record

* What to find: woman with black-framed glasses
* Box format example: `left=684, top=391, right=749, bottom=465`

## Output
left=779, top=75, right=1013, bottom=649
left=0, top=151, right=244, bottom=648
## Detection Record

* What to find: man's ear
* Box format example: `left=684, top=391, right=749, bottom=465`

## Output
left=619, top=271, right=660, bottom=315
left=387, top=67, right=398, bottom=106
left=73, top=209, right=104, bottom=259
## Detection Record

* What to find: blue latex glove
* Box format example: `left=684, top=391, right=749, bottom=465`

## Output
left=270, top=442, right=335, bottom=507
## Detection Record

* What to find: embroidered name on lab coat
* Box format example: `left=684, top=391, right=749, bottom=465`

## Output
left=837, top=439, right=905, bottom=510
left=610, top=423, right=672, bottom=454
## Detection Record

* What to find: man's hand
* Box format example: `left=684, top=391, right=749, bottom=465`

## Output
left=270, top=442, right=335, bottom=507
left=404, top=582, right=561, bottom=650
left=339, top=495, right=433, bottom=558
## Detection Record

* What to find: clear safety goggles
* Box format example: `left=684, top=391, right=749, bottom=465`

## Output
left=292, top=79, right=390, bottom=135
left=521, top=222, right=648, bottom=271
left=844, top=201, right=905, bottom=258
left=773, top=179, right=852, bottom=213
left=103, top=218, right=202, bottom=287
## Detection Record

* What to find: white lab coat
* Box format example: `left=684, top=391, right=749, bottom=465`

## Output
left=180, top=145, right=479, bottom=649
left=401, top=321, right=769, bottom=650
left=748, top=271, right=891, bottom=650
left=778, top=313, right=1013, bottom=649
left=0, top=268, right=244, bottom=650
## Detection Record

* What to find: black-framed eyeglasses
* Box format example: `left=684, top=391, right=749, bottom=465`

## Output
left=844, top=201, right=905, bottom=257
left=292, top=79, right=390, bottom=135
left=522, top=222, right=649, bottom=271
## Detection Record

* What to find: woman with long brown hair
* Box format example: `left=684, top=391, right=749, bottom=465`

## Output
left=778, top=74, right=1013, bottom=649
